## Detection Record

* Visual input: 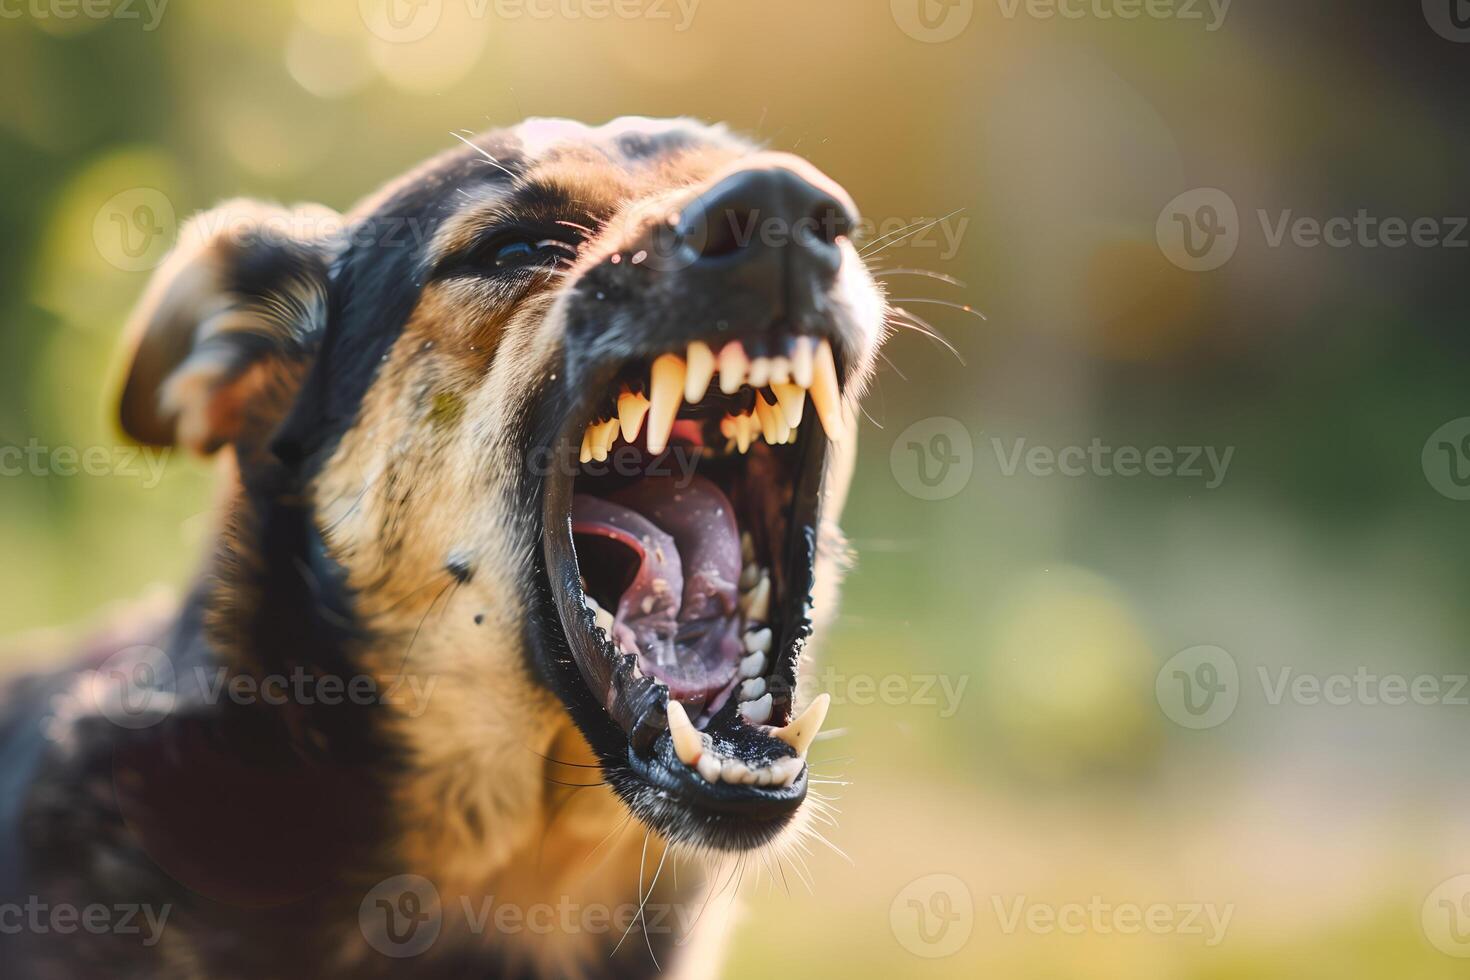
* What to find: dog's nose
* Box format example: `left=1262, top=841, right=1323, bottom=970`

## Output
left=675, top=157, right=857, bottom=280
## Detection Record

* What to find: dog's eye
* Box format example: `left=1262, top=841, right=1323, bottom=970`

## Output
left=490, top=236, right=577, bottom=270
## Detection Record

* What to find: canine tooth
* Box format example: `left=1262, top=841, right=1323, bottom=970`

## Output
left=753, top=393, right=781, bottom=444
left=721, top=758, right=751, bottom=783
left=718, top=342, right=748, bottom=394
left=770, top=383, right=806, bottom=428
left=747, top=357, right=771, bottom=389
left=791, top=337, right=815, bottom=388
left=685, top=341, right=716, bottom=402
left=810, top=339, right=843, bottom=441
left=740, top=677, right=766, bottom=701
left=768, top=356, right=791, bottom=384
left=618, top=389, right=650, bottom=443
left=647, top=354, right=684, bottom=454
left=771, top=692, right=830, bottom=757
left=741, top=573, right=770, bottom=622
left=739, top=650, right=767, bottom=679
left=744, top=627, right=772, bottom=654
left=697, top=754, right=722, bottom=783
left=580, top=425, right=594, bottom=464
left=740, top=693, right=773, bottom=725
left=666, top=699, right=703, bottom=766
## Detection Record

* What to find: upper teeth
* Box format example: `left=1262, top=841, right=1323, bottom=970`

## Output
left=580, top=338, right=841, bottom=459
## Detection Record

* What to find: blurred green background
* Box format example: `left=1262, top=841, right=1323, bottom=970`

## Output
left=4, top=1, right=1470, bottom=976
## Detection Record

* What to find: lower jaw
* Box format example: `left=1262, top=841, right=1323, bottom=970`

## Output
left=541, top=398, right=832, bottom=827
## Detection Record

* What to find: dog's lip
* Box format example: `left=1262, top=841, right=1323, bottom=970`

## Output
left=540, top=339, right=833, bottom=812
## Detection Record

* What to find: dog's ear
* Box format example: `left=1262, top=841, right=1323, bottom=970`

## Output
left=117, top=199, right=340, bottom=455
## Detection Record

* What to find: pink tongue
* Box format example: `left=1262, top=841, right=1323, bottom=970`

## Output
left=571, top=476, right=744, bottom=702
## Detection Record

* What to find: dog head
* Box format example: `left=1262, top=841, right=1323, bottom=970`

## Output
left=118, top=117, right=886, bottom=866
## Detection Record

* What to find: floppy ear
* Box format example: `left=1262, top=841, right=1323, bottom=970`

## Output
left=117, top=199, right=340, bottom=455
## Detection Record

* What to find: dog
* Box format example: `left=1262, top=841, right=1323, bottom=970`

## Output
left=0, top=116, right=885, bottom=978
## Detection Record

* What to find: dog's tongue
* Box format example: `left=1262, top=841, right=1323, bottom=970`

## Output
left=571, top=476, right=743, bottom=703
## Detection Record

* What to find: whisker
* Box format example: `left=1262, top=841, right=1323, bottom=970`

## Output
left=870, top=268, right=967, bottom=288
left=449, top=130, right=518, bottom=181
left=876, top=348, right=908, bottom=382
left=861, top=209, right=965, bottom=259
left=887, top=297, right=988, bottom=321
left=858, top=216, right=941, bottom=256
left=887, top=307, right=967, bottom=365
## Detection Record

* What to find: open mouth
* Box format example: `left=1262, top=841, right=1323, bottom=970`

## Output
left=543, top=333, right=842, bottom=844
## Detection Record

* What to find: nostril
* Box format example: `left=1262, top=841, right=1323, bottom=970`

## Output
left=805, top=201, right=852, bottom=248
left=695, top=207, right=751, bottom=260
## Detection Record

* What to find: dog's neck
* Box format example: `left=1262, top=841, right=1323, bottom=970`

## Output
left=176, top=472, right=727, bottom=975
